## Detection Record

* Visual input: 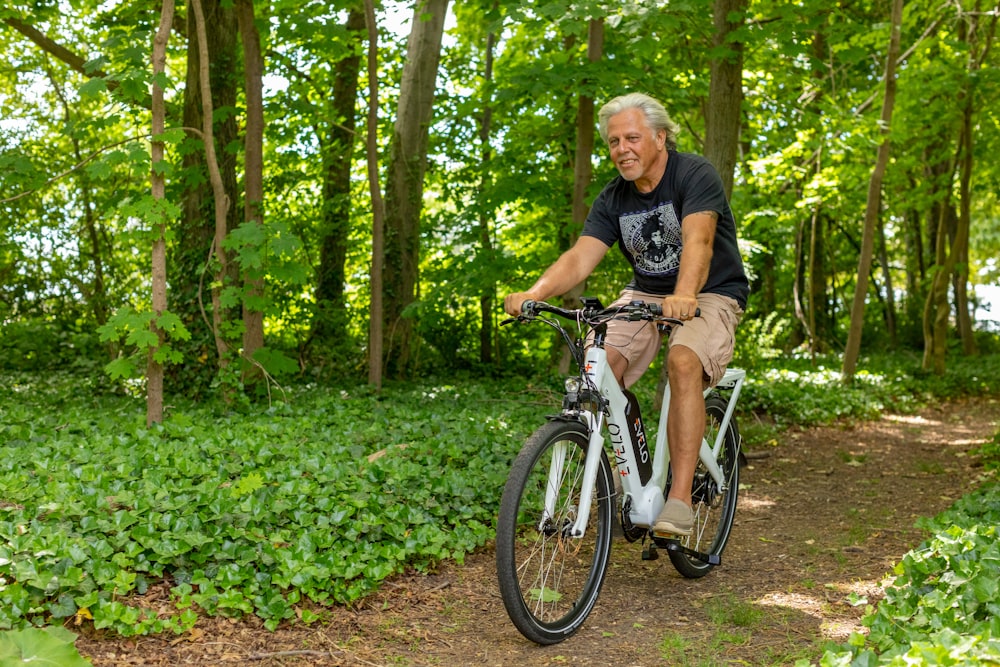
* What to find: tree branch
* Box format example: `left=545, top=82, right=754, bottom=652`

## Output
left=5, top=17, right=113, bottom=83
left=0, top=127, right=205, bottom=204
left=3, top=16, right=155, bottom=108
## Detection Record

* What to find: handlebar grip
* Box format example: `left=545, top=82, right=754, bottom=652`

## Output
left=648, top=304, right=700, bottom=318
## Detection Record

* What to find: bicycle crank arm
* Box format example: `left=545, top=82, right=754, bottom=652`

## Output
left=651, top=537, right=722, bottom=566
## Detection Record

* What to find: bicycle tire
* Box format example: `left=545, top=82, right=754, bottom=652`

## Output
left=667, top=394, right=741, bottom=578
left=495, top=419, right=614, bottom=645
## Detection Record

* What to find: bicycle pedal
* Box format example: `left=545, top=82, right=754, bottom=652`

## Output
left=655, top=538, right=721, bottom=566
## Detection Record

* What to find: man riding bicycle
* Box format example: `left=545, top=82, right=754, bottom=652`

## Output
left=504, top=92, right=750, bottom=537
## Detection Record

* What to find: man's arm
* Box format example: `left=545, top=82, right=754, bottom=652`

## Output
left=504, top=236, right=611, bottom=316
left=661, top=211, right=716, bottom=320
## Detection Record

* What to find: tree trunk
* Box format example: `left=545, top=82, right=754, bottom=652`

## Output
left=478, top=8, right=498, bottom=366
left=148, top=0, right=175, bottom=425
left=805, top=23, right=827, bottom=354
left=190, top=0, right=233, bottom=378
left=703, top=0, right=746, bottom=199
left=313, top=6, right=365, bottom=344
left=921, top=5, right=995, bottom=370
left=381, top=0, right=450, bottom=376
left=807, top=201, right=825, bottom=355
left=953, top=7, right=995, bottom=357
left=842, top=0, right=902, bottom=382
left=791, top=211, right=810, bottom=348
left=760, top=251, right=776, bottom=315
left=171, top=0, right=240, bottom=395
left=364, top=0, right=386, bottom=389
left=877, top=214, right=898, bottom=346
left=557, top=18, right=604, bottom=376
left=952, top=100, right=976, bottom=359
left=235, top=0, right=266, bottom=383
left=923, top=203, right=955, bottom=374
left=903, top=186, right=922, bottom=304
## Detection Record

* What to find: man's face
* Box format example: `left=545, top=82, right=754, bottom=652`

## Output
left=605, top=108, right=666, bottom=185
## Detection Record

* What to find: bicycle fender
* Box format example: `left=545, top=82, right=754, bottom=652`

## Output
left=545, top=413, right=590, bottom=428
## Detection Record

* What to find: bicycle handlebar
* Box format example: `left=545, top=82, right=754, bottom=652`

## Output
left=503, top=298, right=699, bottom=327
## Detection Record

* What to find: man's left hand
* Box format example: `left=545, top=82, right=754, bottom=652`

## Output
left=661, top=294, right=699, bottom=321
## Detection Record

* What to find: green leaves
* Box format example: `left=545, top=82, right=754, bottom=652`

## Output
left=230, top=472, right=265, bottom=497
left=735, top=351, right=1000, bottom=430
left=820, top=483, right=1000, bottom=665
left=0, top=627, right=91, bottom=667
left=0, top=373, right=532, bottom=636
left=96, top=307, right=191, bottom=378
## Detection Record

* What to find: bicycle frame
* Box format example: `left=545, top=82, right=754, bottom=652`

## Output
left=553, top=340, right=746, bottom=540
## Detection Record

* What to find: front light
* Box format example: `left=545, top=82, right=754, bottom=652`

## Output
left=565, top=377, right=582, bottom=394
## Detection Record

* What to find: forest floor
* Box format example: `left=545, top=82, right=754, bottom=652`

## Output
left=75, top=396, right=999, bottom=667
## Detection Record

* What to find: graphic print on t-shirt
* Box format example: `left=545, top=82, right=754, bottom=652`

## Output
left=619, top=203, right=682, bottom=277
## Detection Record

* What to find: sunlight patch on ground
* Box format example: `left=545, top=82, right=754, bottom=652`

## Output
left=757, top=591, right=826, bottom=618
left=738, top=495, right=776, bottom=511
left=883, top=414, right=939, bottom=426
left=953, top=437, right=990, bottom=446
left=757, top=577, right=884, bottom=642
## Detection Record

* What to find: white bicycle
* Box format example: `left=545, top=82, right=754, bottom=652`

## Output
left=495, top=298, right=746, bottom=645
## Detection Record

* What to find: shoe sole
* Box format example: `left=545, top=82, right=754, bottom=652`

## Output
left=652, top=523, right=692, bottom=537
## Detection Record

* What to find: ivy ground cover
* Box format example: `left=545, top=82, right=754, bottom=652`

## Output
left=0, top=374, right=539, bottom=635
left=816, top=482, right=1000, bottom=666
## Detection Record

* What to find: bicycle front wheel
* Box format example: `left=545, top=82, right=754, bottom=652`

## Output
left=668, top=393, right=741, bottom=578
left=495, top=419, right=614, bottom=645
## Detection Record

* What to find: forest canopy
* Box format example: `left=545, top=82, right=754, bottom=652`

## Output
left=1, top=0, right=998, bottom=411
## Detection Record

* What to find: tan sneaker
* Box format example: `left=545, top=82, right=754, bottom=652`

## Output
left=653, top=499, right=693, bottom=536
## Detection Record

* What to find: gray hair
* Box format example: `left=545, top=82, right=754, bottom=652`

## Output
left=597, top=93, right=681, bottom=150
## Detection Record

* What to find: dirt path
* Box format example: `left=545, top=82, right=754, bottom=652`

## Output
left=77, top=397, right=998, bottom=666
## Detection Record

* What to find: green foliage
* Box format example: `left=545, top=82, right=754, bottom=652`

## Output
left=976, top=430, right=1000, bottom=473
left=733, top=311, right=791, bottom=368
left=0, top=626, right=91, bottom=666
left=0, top=372, right=537, bottom=635
left=4, top=0, right=1000, bottom=390
left=812, top=481, right=1000, bottom=666
left=0, top=320, right=103, bottom=373
left=738, top=351, right=1000, bottom=430
left=96, top=307, right=191, bottom=380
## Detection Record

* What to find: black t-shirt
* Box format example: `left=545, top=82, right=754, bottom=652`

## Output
left=583, top=151, right=749, bottom=308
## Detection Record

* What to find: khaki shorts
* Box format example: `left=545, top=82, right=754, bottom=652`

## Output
left=597, top=289, right=744, bottom=389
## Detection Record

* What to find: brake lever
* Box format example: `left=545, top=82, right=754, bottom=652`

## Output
left=653, top=306, right=701, bottom=333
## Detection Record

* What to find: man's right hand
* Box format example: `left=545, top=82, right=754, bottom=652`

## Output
left=504, top=292, right=536, bottom=317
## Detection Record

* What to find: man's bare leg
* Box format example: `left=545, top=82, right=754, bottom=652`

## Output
left=665, top=344, right=705, bottom=507
left=607, top=347, right=628, bottom=386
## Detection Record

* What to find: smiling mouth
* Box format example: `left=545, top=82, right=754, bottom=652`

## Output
left=619, top=158, right=638, bottom=168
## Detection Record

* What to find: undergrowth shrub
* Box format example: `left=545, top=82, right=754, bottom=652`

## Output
left=0, top=374, right=536, bottom=635
left=977, top=430, right=1000, bottom=472
left=739, top=351, right=1000, bottom=429
left=813, top=480, right=1000, bottom=666
left=0, top=320, right=103, bottom=372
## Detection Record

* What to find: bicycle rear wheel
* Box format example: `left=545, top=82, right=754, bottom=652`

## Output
left=495, top=419, right=614, bottom=645
left=667, top=394, right=741, bottom=578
